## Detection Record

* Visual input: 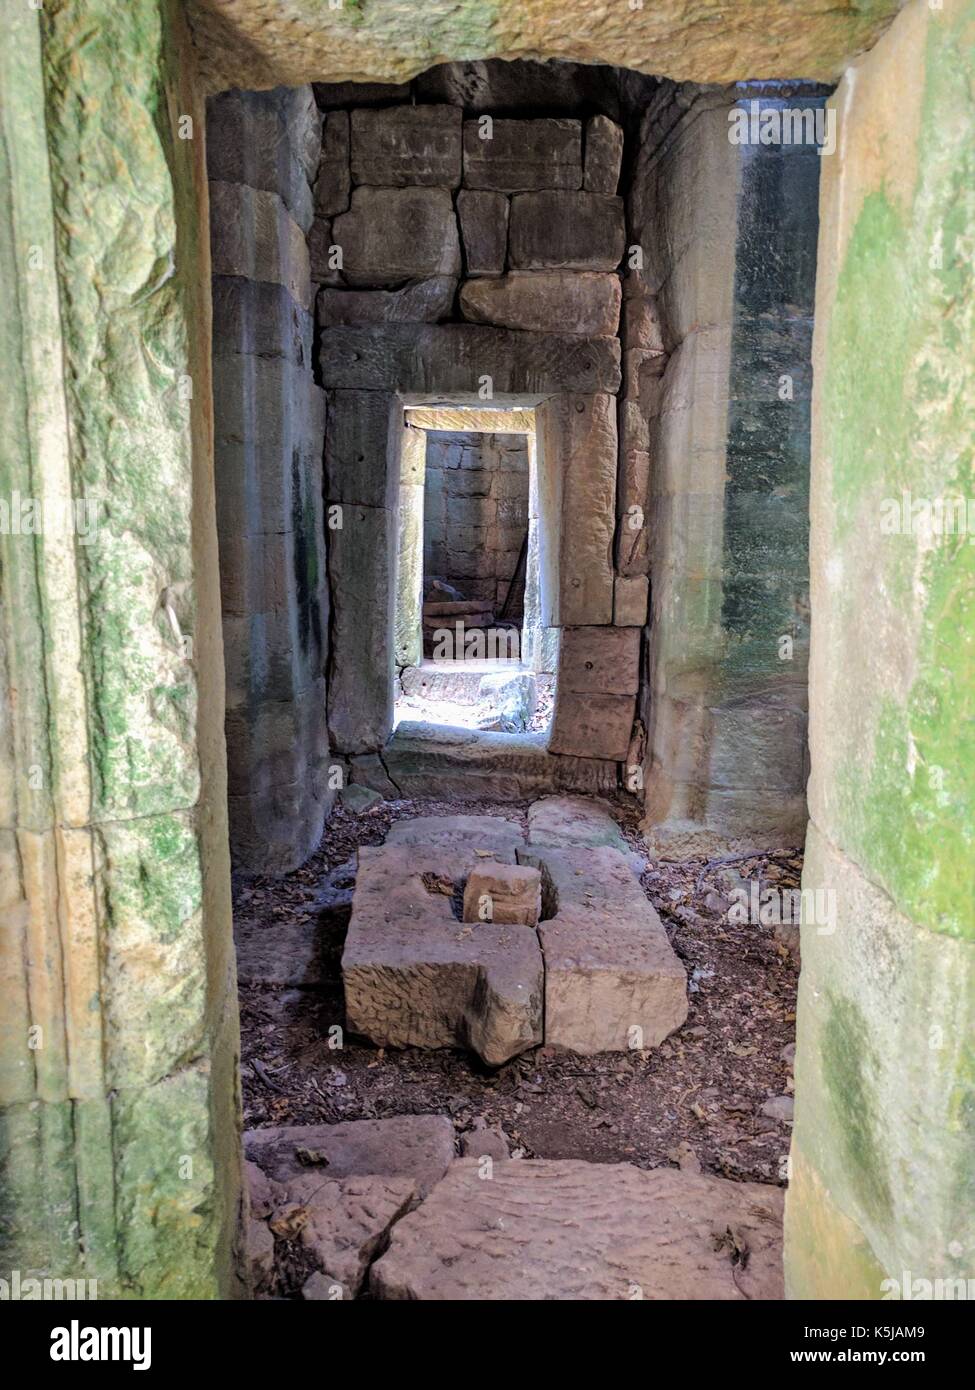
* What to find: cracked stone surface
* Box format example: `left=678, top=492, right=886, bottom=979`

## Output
left=521, top=844, right=688, bottom=1053
left=370, top=1159, right=784, bottom=1300
left=290, top=1173, right=418, bottom=1298
left=342, top=840, right=544, bottom=1066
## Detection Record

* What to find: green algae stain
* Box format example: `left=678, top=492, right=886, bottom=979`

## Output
left=822, top=993, right=893, bottom=1227
left=318, top=0, right=500, bottom=58
left=824, top=192, right=911, bottom=527
left=822, top=4, right=975, bottom=941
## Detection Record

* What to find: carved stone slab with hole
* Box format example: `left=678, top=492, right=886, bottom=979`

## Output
left=342, top=831, right=543, bottom=1067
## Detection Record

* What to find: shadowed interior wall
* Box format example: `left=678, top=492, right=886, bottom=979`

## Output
left=632, top=84, right=821, bottom=854
left=207, top=88, right=332, bottom=875
left=785, top=0, right=975, bottom=1298
left=423, top=430, right=529, bottom=621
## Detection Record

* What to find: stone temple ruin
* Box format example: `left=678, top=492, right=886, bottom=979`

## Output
left=2, top=0, right=973, bottom=1311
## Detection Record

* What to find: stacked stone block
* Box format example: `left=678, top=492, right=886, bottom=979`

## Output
left=208, top=88, right=332, bottom=874
left=316, top=96, right=645, bottom=774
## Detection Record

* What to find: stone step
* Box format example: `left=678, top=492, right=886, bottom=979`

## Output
left=370, top=1158, right=784, bottom=1300
left=527, top=792, right=628, bottom=851
left=376, top=719, right=619, bottom=799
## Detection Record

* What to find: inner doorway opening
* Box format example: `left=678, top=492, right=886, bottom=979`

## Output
left=394, top=403, right=556, bottom=735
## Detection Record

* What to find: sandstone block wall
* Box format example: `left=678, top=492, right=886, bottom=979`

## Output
left=423, top=430, right=529, bottom=618
left=632, top=83, right=822, bottom=853
left=208, top=88, right=333, bottom=874
left=316, top=88, right=640, bottom=769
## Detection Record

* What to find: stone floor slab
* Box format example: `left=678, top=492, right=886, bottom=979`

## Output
left=385, top=814, right=524, bottom=858
left=370, top=1158, right=784, bottom=1300
left=290, top=1173, right=418, bottom=1298
left=527, top=794, right=627, bottom=851
left=244, top=1114, right=456, bottom=1197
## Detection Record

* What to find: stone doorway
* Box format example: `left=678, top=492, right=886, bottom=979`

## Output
left=5, top=0, right=972, bottom=1310
left=393, top=404, right=555, bottom=737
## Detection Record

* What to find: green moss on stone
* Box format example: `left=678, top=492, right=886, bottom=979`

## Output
left=821, top=992, right=893, bottom=1227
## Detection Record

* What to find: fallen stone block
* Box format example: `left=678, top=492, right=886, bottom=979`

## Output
left=509, top=191, right=626, bottom=271
left=520, top=844, right=687, bottom=1052
left=463, top=118, right=581, bottom=191
left=331, top=186, right=461, bottom=287
left=460, top=271, right=621, bottom=337
left=342, top=843, right=543, bottom=1065
left=370, top=1159, right=784, bottom=1300
left=399, top=663, right=485, bottom=704
left=244, top=1114, right=455, bottom=1198
left=583, top=114, right=624, bottom=196
left=458, top=1124, right=510, bottom=1162
left=352, top=105, right=462, bottom=187
left=339, top=783, right=384, bottom=813
left=462, top=862, right=542, bottom=926
left=476, top=669, right=537, bottom=732
left=317, top=275, right=456, bottom=327
left=456, top=190, right=509, bottom=275
left=527, top=795, right=627, bottom=851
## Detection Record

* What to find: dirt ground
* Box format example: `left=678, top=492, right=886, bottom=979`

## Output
left=235, top=797, right=801, bottom=1190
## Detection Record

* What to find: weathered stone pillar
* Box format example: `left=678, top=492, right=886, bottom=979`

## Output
left=785, top=0, right=975, bottom=1298
left=0, top=0, right=241, bottom=1296
left=634, top=85, right=818, bottom=853
left=208, top=86, right=331, bottom=875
